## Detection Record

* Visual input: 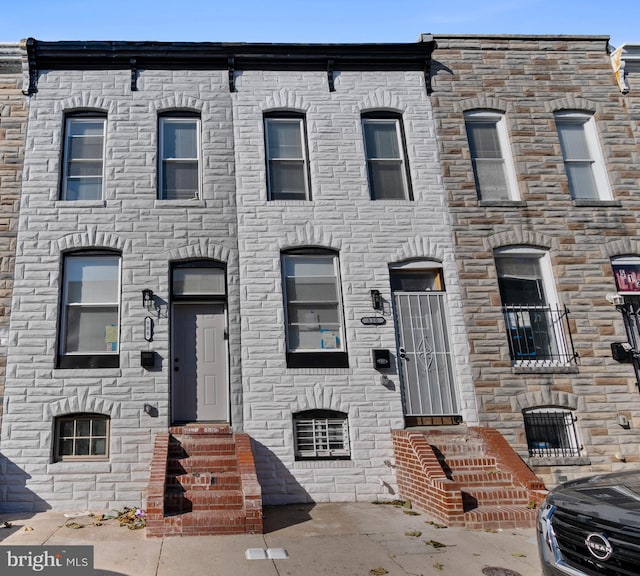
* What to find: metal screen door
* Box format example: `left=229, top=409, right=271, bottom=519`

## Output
left=394, top=292, right=458, bottom=416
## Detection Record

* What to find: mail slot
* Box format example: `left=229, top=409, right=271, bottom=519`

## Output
left=372, top=349, right=391, bottom=370
left=141, top=351, right=155, bottom=369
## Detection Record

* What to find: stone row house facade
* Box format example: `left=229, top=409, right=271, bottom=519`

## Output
left=0, top=34, right=639, bottom=515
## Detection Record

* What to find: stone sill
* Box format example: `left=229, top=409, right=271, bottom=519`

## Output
left=479, top=200, right=526, bottom=208
left=512, top=365, right=579, bottom=375
left=525, top=456, right=591, bottom=467
left=47, top=461, right=112, bottom=474
left=573, top=199, right=622, bottom=208
left=52, top=369, right=122, bottom=378
left=293, top=460, right=355, bottom=469
left=153, top=199, right=206, bottom=208
left=55, top=200, right=106, bottom=209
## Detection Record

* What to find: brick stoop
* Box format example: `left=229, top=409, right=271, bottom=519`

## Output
left=145, top=425, right=263, bottom=537
left=392, top=426, right=547, bottom=530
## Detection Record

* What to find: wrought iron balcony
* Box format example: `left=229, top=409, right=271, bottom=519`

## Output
left=502, top=304, right=577, bottom=366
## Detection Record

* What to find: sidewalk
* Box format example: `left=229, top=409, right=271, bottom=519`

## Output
left=0, top=502, right=541, bottom=576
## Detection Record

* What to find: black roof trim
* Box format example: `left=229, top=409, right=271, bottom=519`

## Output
left=26, top=38, right=435, bottom=72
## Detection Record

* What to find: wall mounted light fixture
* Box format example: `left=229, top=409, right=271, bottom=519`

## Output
left=142, top=288, right=154, bottom=310
left=370, top=289, right=383, bottom=311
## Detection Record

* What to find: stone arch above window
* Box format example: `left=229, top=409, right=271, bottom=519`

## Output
left=455, top=96, right=508, bottom=114
left=485, top=229, right=556, bottom=252
left=512, top=389, right=580, bottom=412
left=53, top=229, right=129, bottom=256
left=392, top=236, right=448, bottom=265
left=278, top=222, right=341, bottom=252
left=152, top=95, right=205, bottom=114
left=545, top=96, right=599, bottom=115
left=602, top=238, right=640, bottom=259
left=359, top=90, right=405, bottom=115
left=55, top=97, right=111, bottom=115
left=260, top=89, right=310, bottom=113
left=164, top=241, right=235, bottom=267
left=45, top=388, right=121, bottom=420
left=290, top=382, right=348, bottom=414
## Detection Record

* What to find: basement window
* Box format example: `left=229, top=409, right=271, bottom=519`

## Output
left=54, top=413, right=110, bottom=461
left=524, top=408, right=581, bottom=458
left=293, top=410, right=350, bottom=460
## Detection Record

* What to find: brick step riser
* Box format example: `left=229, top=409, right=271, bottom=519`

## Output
left=166, top=475, right=242, bottom=491
left=169, top=426, right=233, bottom=436
left=451, top=472, right=514, bottom=486
left=165, top=493, right=244, bottom=512
left=162, top=510, right=246, bottom=530
left=463, top=508, right=538, bottom=531
left=462, top=489, right=531, bottom=507
left=168, top=446, right=237, bottom=458
left=168, top=458, right=239, bottom=474
left=436, top=459, right=499, bottom=471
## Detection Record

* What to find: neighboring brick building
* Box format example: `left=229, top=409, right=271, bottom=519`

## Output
left=0, top=37, right=481, bottom=513
left=430, top=35, right=640, bottom=487
left=0, top=43, right=25, bottom=431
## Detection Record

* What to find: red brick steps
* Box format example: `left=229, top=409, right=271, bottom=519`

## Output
left=146, top=426, right=263, bottom=537
left=392, top=426, right=546, bottom=530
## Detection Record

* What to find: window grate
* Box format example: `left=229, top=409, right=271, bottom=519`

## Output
left=524, top=409, right=581, bottom=457
left=294, top=415, right=350, bottom=459
left=502, top=304, right=577, bottom=365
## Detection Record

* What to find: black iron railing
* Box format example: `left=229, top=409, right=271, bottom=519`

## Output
left=502, top=304, right=577, bottom=365
left=524, top=409, right=581, bottom=457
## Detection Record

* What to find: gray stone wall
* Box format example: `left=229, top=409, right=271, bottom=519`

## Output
left=431, top=35, right=640, bottom=487
left=232, top=71, right=475, bottom=504
left=0, top=43, right=25, bottom=433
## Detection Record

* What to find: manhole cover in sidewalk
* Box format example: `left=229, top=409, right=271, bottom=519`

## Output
left=482, top=568, right=523, bottom=576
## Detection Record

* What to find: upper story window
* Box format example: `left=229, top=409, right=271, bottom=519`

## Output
left=281, top=249, right=348, bottom=368
left=159, top=113, right=200, bottom=200
left=554, top=111, right=611, bottom=200
left=264, top=114, right=310, bottom=200
left=495, top=247, right=574, bottom=366
left=61, top=114, right=106, bottom=201
left=362, top=113, right=412, bottom=200
left=58, top=251, right=120, bottom=369
left=464, top=110, right=519, bottom=201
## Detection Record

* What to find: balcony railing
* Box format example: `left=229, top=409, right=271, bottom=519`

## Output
left=502, top=304, right=577, bottom=366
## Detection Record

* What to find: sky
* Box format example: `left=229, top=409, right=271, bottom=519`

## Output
left=2, top=0, right=639, bottom=50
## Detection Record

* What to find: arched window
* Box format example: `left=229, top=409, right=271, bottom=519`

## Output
left=293, top=409, right=350, bottom=460
left=54, top=413, right=110, bottom=461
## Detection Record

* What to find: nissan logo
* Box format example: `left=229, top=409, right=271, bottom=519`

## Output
left=585, top=533, right=613, bottom=561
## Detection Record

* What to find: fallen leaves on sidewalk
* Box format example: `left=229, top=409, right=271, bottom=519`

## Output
left=369, top=568, right=389, bottom=576
left=63, top=507, right=146, bottom=530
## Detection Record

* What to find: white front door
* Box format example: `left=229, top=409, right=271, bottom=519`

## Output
left=172, top=303, right=228, bottom=422
left=394, top=292, right=458, bottom=416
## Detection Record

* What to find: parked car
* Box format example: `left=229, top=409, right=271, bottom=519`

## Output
left=537, top=470, right=640, bottom=575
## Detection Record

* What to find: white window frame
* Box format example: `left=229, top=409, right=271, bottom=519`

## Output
left=60, top=253, right=121, bottom=359
left=293, top=411, right=350, bottom=459
left=61, top=115, right=106, bottom=201
left=55, top=413, right=110, bottom=462
left=464, top=110, right=519, bottom=201
left=362, top=116, right=411, bottom=200
left=158, top=115, right=201, bottom=200
left=264, top=115, right=310, bottom=201
left=281, top=252, right=345, bottom=354
left=554, top=111, right=612, bottom=201
left=495, top=247, right=568, bottom=366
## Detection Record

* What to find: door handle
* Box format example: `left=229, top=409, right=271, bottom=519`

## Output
left=399, top=347, right=407, bottom=359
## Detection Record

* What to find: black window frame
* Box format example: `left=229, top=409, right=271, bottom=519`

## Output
left=54, top=412, right=110, bottom=462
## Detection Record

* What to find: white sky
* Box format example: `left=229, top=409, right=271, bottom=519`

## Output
left=2, top=0, right=638, bottom=49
